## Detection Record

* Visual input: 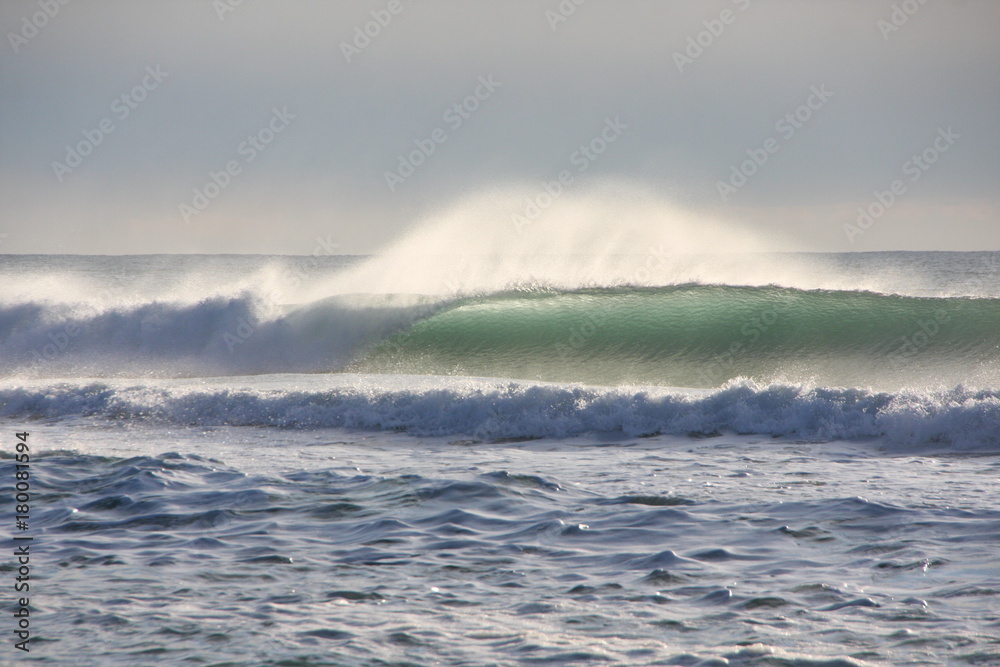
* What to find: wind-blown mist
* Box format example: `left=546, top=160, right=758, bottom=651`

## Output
left=303, top=184, right=801, bottom=299
left=299, top=184, right=949, bottom=302
left=2, top=194, right=998, bottom=388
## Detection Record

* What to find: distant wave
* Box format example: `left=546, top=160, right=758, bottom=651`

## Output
left=1, top=379, right=998, bottom=452
left=3, top=284, right=996, bottom=388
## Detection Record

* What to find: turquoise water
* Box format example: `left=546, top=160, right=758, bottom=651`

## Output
left=352, top=284, right=1000, bottom=388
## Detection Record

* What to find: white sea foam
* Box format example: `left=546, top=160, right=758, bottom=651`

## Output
left=2, top=376, right=997, bottom=452
left=0, top=292, right=452, bottom=377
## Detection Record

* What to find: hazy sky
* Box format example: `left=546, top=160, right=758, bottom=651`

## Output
left=1, top=0, right=997, bottom=254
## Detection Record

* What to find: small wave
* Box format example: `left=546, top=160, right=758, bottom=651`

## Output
left=2, top=379, right=997, bottom=451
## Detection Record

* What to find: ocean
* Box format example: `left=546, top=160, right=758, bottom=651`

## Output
left=1, top=251, right=999, bottom=665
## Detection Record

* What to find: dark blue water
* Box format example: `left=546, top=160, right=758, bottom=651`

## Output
left=4, top=424, right=999, bottom=665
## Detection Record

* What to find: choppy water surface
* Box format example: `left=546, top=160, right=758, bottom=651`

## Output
left=7, top=425, right=999, bottom=666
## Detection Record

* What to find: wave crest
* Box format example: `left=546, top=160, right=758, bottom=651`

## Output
left=2, top=379, right=997, bottom=452
left=3, top=284, right=998, bottom=389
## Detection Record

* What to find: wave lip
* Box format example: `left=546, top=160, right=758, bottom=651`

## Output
left=3, top=282, right=999, bottom=391
left=2, top=379, right=997, bottom=452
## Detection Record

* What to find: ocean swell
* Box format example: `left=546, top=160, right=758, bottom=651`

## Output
left=2, top=284, right=998, bottom=388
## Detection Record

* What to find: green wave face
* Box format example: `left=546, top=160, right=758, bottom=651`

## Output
left=350, top=285, right=1000, bottom=388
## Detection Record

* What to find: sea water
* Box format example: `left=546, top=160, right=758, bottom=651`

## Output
left=1, top=252, right=998, bottom=665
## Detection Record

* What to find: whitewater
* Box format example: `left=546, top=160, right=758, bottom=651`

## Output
left=1, top=245, right=999, bottom=664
